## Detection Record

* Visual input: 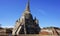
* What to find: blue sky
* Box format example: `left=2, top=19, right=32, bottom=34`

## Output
left=0, top=0, right=60, bottom=28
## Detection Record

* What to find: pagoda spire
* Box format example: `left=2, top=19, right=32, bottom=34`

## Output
left=25, top=0, right=30, bottom=12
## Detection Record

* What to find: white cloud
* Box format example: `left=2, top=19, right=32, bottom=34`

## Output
left=2, top=26, right=14, bottom=28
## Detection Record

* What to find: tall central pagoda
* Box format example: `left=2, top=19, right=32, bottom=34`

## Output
left=12, top=0, right=40, bottom=35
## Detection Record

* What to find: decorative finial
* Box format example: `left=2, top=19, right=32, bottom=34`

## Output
left=25, top=0, right=30, bottom=12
